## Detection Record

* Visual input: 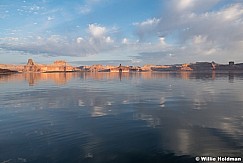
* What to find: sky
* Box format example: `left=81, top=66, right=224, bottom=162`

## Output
left=0, top=0, right=243, bottom=66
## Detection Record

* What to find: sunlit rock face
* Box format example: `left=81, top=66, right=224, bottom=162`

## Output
left=181, top=64, right=193, bottom=71
left=89, top=64, right=107, bottom=72
left=141, top=64, right=154, bottom=71
left=22, top=59, right=79, bottom=72
left=23, top=59, right=41, bottom=72
left=53, top=60, right=66, bottom=66
left=27, top=59, right=34, bottom=66
left=87, top=64, right=132, bottom=72
left=110, top=66, right=130, bottom=72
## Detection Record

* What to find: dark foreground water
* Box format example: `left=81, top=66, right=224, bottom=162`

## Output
left=0, top=72, right=243, bottom=163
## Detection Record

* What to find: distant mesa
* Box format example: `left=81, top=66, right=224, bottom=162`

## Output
left=82, top=64, right=138, bottom=72
left=81, top=61, right=243, bottom=72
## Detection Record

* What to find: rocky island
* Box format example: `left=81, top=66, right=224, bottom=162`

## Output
left=1, top=59, right=243, bottom=74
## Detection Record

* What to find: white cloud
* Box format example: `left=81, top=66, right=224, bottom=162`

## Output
left=177, top=0, right=194, bottom=10
left=0, top=37, right=19, bottom=41
left=30, top=5, right=40, bottom=11
left=105, top=36, right=114, bottom=43
left=0, top=23, right=117, bottom=57
left=122, top=38, right=128, bottom=44
left=88, top=24, right=106, bottom=37
left=193, top=35, right=207, bottom=44
left=1, top=1, right=243, bottom=65
left=47, top=35, right=66, bottom=43
left=172, top=0, right=221, bottom=13
left=133, top=18, right=160, bottom=41
left=159, top=37, right=166, bottom=45
left=79, top=5, right=91, bottom=14
left=47, top=16, right=54, bottom=21
left=134, top=18, right=160, bottom=27
left=221, top=4, right=243, bottom=20
left=77, top=0, right=106, bottom=15
left=132, top=1, right=243, bottom=64
left=76, top=37, right=84, bottom=44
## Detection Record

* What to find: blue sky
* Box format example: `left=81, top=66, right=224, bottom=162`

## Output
left=0, top=0, right=243, bottom=65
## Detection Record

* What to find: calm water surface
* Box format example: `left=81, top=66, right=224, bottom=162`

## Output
left=0, top=72, right=243, bottom=163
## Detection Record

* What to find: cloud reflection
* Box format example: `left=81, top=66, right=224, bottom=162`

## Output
left=1, top=71, right=243, bottom=160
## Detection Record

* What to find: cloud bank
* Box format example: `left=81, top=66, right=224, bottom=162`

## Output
left=132, top=0, right=243, bottom=64
left=0, top=0, right=243, bottom=65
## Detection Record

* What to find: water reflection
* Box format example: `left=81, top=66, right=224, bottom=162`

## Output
left=24, top=73, right=71, bottom=86
left=0, top=72, right=243, bottom=162
left=2, top=71, right=243, bottom=84
left=0, top=72, right=77, bottom=86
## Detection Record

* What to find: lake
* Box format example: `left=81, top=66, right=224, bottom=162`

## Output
left=0, top=72, right=243, bottom=163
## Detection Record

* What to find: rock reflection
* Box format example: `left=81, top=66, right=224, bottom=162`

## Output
left=228, top=72, right=234, bottom=82
left=0, top=73, right=78, bottom=86
left=24, top=73, right=75, bottom=86
left=2, top=71, right=243, bottom=86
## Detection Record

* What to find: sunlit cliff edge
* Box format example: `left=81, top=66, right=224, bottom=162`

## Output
left=0, top=59, right=79, bottom=73
left=1, top=59, right=243, bottom=74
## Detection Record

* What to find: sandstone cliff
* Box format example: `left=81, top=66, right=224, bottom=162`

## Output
left=0, top=59, right=81, bottom=73
left=23, top=59, right=79, bottom=72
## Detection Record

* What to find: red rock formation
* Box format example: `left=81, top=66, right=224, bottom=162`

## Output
left=53, top=60, right=66, bottom=65
left=180, top=64, right=193, bottom=71
left=27, top=59, right=35, bottom=66
left=110, top=66, right=130, bottom=72
left=141, top=64, right=154, bottom=71
left=23, top=59, right=41, bottom=72
left=22, top=59, right=79, bottom=72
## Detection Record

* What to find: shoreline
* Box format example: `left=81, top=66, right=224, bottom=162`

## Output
left=1, top=59, right=243, bottom=73
left=1, top=69, right=243, bottom=75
